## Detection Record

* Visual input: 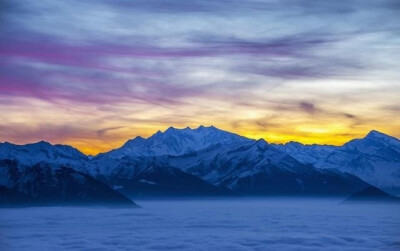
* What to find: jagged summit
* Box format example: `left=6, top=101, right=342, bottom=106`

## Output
left=367, top=130, right=385, bottom=137
left=255, top=138, right=269, bottom=148
left=364, top=130, right=399, bottom=142
left=32, top=140, right=52, bottom=146
left=164, top=125, right=216, bottom=132
left=343, top=129, right=400, bottom=150
left=106, top=125, right=252, bottom=158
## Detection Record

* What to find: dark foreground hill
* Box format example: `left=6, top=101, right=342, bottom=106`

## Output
left=0, top=159, right=137, bottom=207
left=343, top=186, right=400, bottom=203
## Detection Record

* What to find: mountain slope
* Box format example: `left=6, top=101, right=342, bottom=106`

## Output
left=0, top=141, right=88, bottom=167
left=314, top=131, right=400, bottom=195
left=103, top=125, right=252, bottom=158
left=344, top=186, right=400, bottom=203
left=166, top=139, right=375, bottom=196
left=90, top=155, right=233, bottom=197
left=274, top=142, right=337, bottom=166
left=0, top=159, right=137, bottom=207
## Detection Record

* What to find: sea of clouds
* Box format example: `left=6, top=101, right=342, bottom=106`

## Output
left=1, top=198, right=399, bottom=250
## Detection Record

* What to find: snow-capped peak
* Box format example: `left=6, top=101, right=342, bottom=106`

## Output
left=104, top=125, right=252, bottom=158
left=255, top=138, right=269, bottom=148
left=343, top=130, right=400, bottom=153
left=364, top=130, right=399, bottom=143
left=0, top=141, right=87, bottom=166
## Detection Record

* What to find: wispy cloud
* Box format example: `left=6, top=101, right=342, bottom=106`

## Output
left=0, top=0, right=399, bottom=153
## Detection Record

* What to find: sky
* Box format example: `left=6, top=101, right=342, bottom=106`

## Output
left=0, top=0, right=399, bottom=155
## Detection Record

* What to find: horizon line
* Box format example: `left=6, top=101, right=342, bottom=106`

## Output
left=1, top=126, right=397, bottom=156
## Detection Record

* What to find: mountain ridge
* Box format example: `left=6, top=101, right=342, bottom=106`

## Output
left=1, top=126, right=399, bottom=203
left=101, top=125, right=252, bottom=158
left=2, top=128, right=398, bottom=157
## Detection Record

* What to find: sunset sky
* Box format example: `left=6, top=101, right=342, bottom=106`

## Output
left=1, top=0, right=399, bottom=155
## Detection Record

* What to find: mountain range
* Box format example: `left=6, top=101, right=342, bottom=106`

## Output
left=276, top=130, right=400, bottom=195
left=1, top=126, right=399, bottom=206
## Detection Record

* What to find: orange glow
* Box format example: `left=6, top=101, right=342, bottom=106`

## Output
left=70, top=124, right=397, bottom=155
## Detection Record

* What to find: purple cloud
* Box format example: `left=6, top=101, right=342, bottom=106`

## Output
left=0, top=0, right=399, bottom=150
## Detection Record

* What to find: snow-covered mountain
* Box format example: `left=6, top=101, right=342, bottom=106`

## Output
left=274, top=142, right=337, bottom=166
left=166, top=139, right=374, bottom=195
left=275, top=130, right=400, bottom=195
left=314, top=130, right=400, bottom=195
left=0, top=142, right=137, bottom=206
left=103, top=125, right=252, bottom=158
left=0, top=141, right=88, bottom=167
left=86, top=126, right=248, bottom=196
left=89, top=155, right=233, bottom=197
left=0, top=135, right=234, bottom=199
left=0, top=159, right=136, bottom=207
left=1, top=127, right=398, bottom=200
